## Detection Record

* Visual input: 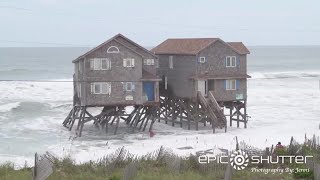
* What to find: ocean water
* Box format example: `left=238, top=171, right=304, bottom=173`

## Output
left=0, top=46, right=320, bottom=168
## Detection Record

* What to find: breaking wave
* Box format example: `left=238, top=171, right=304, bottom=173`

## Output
left=0, top=102, right=21, bottom=113
left=250, top=71, right=320, bottom=79
left=0, top=101, right=52, bottom=114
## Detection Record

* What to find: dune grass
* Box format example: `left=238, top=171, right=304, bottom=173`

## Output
left=0, top=141, right=318, bottom=180
left=0, top=157, right=299, bottom=180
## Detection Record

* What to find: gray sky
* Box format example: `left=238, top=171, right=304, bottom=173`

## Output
left=0, top=0, right=320, bottom=47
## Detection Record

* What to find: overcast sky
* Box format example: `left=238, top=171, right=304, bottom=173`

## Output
left=0, top=0, right=320, bottom=47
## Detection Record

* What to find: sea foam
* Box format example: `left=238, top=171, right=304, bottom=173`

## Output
left=250, top=71, right=320, bottom=79
left=0, top=102, right=21, bottom=113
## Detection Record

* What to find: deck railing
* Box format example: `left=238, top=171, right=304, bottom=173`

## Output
left=197, top=91, right=209, bottom=108
left=197, top=91, right=218, bottom=123
left=208, top=91, right=222, bottom=112
left=208, top=91, right=227, bottom=123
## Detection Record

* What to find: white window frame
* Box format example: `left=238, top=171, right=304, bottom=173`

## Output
left=199, top=57, right=206, bottom=63
left=125, top=82, right=133, bottom=91
left=123, top=58, right=135, bottom=67
left=164, top=76, right=168, bottom=90
left=226, top=80, right=236, bottom=90
left=107, top=46, right=119, bottom=53
left=91, top=58, right=111, bottom=70
left=169, top=56, right=173, bottom=69
left=92, top=82, right=111, bottom=95
left=226, top=56, right=237, bottom=67
left=144, top=59, right=154, bottom=65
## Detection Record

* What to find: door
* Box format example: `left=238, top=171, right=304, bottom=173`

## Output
left=208, top=80, right=215, bottom=91
left=143, top=82, right=155, bottom=101
left=197, top=80, right=207, bottom=96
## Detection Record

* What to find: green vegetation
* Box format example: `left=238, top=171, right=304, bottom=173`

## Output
left=0, top=160, right=295, bottom=180
left=0, top=156, right=308, bottom=180
left=0, top=140, right=319, bottom=180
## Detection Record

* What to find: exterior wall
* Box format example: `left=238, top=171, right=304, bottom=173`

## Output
left=197, top=40, right=247, bottom=76
left=154, top=81, right=159, bottom=102
left=84, top=40, right=143, bottom=82
left=157, top=54, right=196, bottom=98
left=74, top=37, right=159, bottom=106
left=115, top=36, right=158, bottom=75
left=74, top=59, right=85, bottom=105
left=210, top=79, right=247, bottom=102
left=156, top=40, right=248, bottom=101
left=74, top=40, right=148, bottom=106
left=196, top=40, right=248, bottom=101
left=85, top=81, right=144, bottom=106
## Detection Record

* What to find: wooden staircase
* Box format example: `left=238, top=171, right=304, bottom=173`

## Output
left=198, top=91, right=227, bottom=129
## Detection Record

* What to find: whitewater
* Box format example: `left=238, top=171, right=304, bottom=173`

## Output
left=0, top=46, right=319, bottom=168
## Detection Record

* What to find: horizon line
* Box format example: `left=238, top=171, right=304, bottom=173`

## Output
left=1, top=44, right=320, bottom=48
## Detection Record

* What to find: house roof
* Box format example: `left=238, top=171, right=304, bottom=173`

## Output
left=151, top=38, right=219, bottom=55
left=73, top=34, right=157, bottom=63
left=151, top=38, right=250, bottom=55
left=227, top=42, right=250, bottom=55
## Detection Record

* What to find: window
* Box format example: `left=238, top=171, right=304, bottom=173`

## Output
left=226, top=56, right=237, bottom=67
left=144, top=59, right=154, bottom=65
left=125, top=95, right=133, bottom=101
left=199, top=57, right=206, bottom=63
left=123, top=58, right=135, bottom=67
left=226, top=80, right=236, bottom=90
left=91, top=82, right=111, bottom=95
left=123, top=82, right=135, bottom=91
left=78, top=83, right=81, bottom=97
left=169, top=56, right=173, bottom=69
left=164, top=76, right=168, bottom=90
left=101, top=59, right=110, bottom=70
left=78, top=61, right=82, bottom=72
left=90, top=58, right=111, bottom=70
left=126, top=82, right=132, bottom=91
left=107, top=46, right=119, bottom=53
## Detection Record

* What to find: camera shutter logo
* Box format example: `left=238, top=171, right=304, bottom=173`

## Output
left=230, top=150, right=249, bottom=170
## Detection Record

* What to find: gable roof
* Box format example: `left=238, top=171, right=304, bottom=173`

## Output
left=151, top=38, right=219, bottom=55
left=227, top=42, right=250, bottom=54
left=73, top=34, right=157, bottom=63
left=151, top=38, right=250, bottom=55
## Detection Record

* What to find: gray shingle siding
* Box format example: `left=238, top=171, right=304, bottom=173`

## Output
left=115, top=36, right=158, bottom=75
left=197, top=41, right=247, bottom=76
left=211, top=79, right=247, bottom=101
left=73, top=36, right=159, bottom=106
left=156, top=40, right=248, bottom=102
left=196, top=40, right=248, bottom=101
left=158, top=55, right=196, bottom=98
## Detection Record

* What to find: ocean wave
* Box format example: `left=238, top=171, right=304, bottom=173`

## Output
left=0, top=101, right=54, bottom=114
left=0, top=81, right=73, bottom=102
left=11, top=101, right=51, bottom=112
left=0, top=68, right=30, bottom=72
left=51, top=78, right=73, bottom=81
left=0, top=102, right=21, bottom=113
left=250, top=71, right=320, bottom=79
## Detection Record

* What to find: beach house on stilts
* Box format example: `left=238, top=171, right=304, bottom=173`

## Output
left=63, top=34, right=161, bottom=136
left=152, top=38, right=250, bottom=133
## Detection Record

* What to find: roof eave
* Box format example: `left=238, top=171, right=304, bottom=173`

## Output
left=73, top=34, right=158, bottom=63
left=190, top=74, right=251, bottom=80
left=117, top=34, right=158, bottom=59
left=153, top=52, right=197, bottom=56
left=140, top=78, right=162, bottom=81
